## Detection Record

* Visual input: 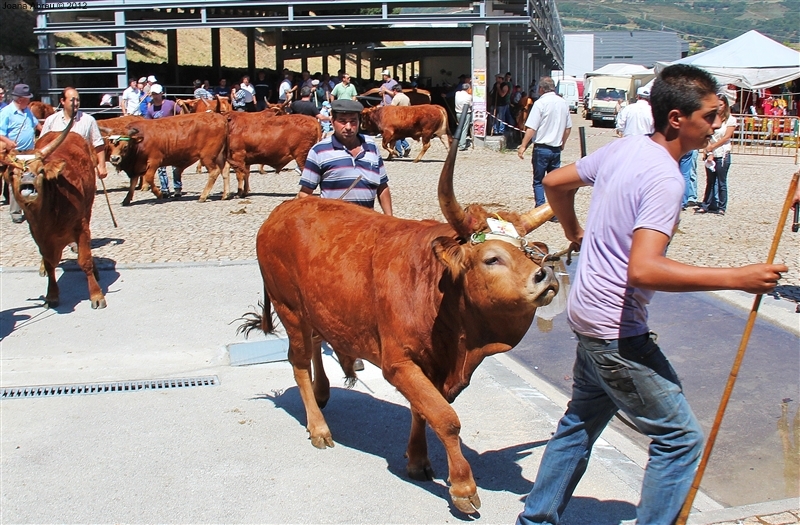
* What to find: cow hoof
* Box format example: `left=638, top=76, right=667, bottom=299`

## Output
left=44, top=298, right=59, bottom=309
left=407, top=463, right=435, bottom=481
left=91, top=297, right=107, bottom=309
left=198, top=196, right=207, bottom=203
left=451, top=493, right=481, bottom=514
left=221, top=193, right=230, bottom=201
left=122, top=199, right=132, bottom=207
left=309, top=434, right=335, bottom=449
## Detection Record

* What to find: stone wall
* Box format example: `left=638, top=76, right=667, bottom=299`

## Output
left=0, top=54, right=39, bottom=99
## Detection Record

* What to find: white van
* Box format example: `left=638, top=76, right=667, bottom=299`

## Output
left=556, top=77, right=582, bottom=113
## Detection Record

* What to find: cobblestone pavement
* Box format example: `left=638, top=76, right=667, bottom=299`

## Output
left=2, top=116, right=798, bottom=296
left=707, top=509, right=799, bottom=524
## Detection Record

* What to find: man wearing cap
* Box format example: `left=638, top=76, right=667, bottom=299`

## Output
left=517, top=76, right=571, bottom=217
left=120, top=77, right=142, bottom=116
left=298, top=98, right=392, bottom=372
left=0, top=84, right=42, bottom=223
left=41, top=87, right=108, bottom=181
left=330, top=73, right=358, bottom=102
left=379, top=70, right=398, bottom=106
left=489, top=73, right=511, bottom=135
left=145, top=84, right=184, bottom=199
left=310, top=79, right=326, bottom=110
left=615, top=86, right=654, bottom=137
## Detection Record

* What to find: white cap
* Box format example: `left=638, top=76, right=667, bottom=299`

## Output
left=381, top=69, right=391, bottom=76
left=147, top=75, right=157, bottom=83
left=138, top=77, right=147, bottom=83
left=637, top=86, right=650, bottom=97
left=311, top=79, right=320, bottom=86
left=150, top=83, right=164, bottom=94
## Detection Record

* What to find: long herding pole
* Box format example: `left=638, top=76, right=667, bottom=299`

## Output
left=675, top=171, right=799, bottom=525
left=98, top=176, right=118, bottom=228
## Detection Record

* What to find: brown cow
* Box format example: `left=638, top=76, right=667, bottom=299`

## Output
left=97, top=115, right=145, bottom=180
left=360, top=105, right=451, bottom=162
left=29, top=101, right=56, bottom=121
left=239, top=137, right=560, bottom=513
left=0, top=121, right=106, bottom=309
left=225, top=113, right=320, bottom=198
left=175, top=96, right=232, bottom=114
left=106, top=112, right=228, bottom=205
left=360, top=87, right=432, bottom=107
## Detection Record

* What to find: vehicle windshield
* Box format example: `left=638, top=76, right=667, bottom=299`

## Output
left=596, top=88, right=626, bottom=101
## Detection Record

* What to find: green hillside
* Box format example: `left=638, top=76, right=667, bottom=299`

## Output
left=556, top=0, right=799, bottom=51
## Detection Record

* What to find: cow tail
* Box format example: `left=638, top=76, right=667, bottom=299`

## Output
left=236, top=288, right=277, bottom=337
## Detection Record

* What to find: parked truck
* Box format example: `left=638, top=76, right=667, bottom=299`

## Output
left=582, top=64, right=655, bottom=126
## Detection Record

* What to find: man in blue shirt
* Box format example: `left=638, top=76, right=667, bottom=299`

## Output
left=0, top=86, right=7, bottom=109
left=0, top=84, right=41, bottom=223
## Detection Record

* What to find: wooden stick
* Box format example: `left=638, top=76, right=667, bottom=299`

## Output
left=675, top=171, right=799, bottom=525
left=98, top=176, right=118, bottom=228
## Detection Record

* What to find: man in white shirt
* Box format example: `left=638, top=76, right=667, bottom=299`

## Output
left=517, top=76, right=572, bottom=216
left=454, top=83, right=473, bottom=151
left=120, top=77, right=141, bottom=116
left=41, top=86, right=108, bottom=179
left=278, top=71, right=293, bottom=104
left=615, top=86, right=655, bottom=137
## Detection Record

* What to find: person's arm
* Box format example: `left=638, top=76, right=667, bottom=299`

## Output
left=543, top=163, right=587, bottom=245
left=94, top=145, right=108, bottom=179
left=296, top=186, right=314, bottom=198
left=560, top=126, right=571, bottom=151
left=703, top=122, right=736, bottom=156
left=517, top=128, right=537, bottom=159
left=377, top=183, right=393, bottom=216
left=120, top=91, right=127, bottom=116
left=628, top=228, right=786, bottom=294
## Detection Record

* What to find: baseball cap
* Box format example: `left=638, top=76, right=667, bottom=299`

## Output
left=10, top=84, right=33, bottom=98
left=311, top=79, right=320, bottom=86
left=147, top=75, right=157, bottom=83
left=330, top=99, right=363, bottom=113
left=636, top=86, right=650, bottom=97
left=322, top=101, right=331, bottom=107
left=392, top=84, right=403, bottom=91
left=150, top=83, right=164, bottom=94
left=138, top=77, right=147, bottom=83
left=462, top=83, right=471, bottom=90
left=381, top=69, right=391, bottom=76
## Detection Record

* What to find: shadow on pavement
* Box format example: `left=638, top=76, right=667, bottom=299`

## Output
left=560, top=496, right=637, bottom=524
left=259, top=385, right=549, bottom=518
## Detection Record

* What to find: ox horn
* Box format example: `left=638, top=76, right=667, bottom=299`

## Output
left=438, top=107, right=475, bottom=238
left=518, top=203, right=555, bottom=234
left=36, top=98, right=76, bottom=160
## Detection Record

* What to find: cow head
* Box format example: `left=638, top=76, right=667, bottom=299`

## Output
left=0, top=110, right=73, bottom=206
left=106, top=129, right=142, bottom=165
left=434, top=129, right=559, bottom=319
left=359, top=106, right=381, bottom=134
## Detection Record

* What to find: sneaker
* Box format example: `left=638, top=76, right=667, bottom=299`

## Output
left=402, top=147, right=411, bottom=158
left=171, top=190, right=182, bottom=200
left=549, top=217, right=559, bottom=223
left=353, top=358, right=365, bottom=371
left=11, top=214, right=24, bottom=224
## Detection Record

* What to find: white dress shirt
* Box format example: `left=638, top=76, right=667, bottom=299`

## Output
left=615, top=99, right=654, bottom=137
left=524, top=91, right=572, bottom=147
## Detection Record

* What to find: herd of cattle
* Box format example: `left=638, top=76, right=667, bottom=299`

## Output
left=4, top=96, right=564, bottom=516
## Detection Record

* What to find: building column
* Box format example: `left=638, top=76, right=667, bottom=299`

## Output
left=247, top=28, right=256, bottom=75
left=167, top=29, right=178, bottom=84
left=36, top=13, right=55, bottom=104
left=340, top=53, right=347, bottom=74
left=472, top=23, right=487, bottom=149
left=114, top=11, right=127, bottom=94
left=356, top=52, right=361, bottom=79
left=499, top=27, right=510, bottom=77
left=488, top=25, right=499, bottom=78
left=211, top=28, right=222, bottom=78
left=274, top=30, right=284, bottom=73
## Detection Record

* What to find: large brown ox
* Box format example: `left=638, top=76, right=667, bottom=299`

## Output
left=360, top=87, right=432, bottom=107
left=0, top=119, right=106, bottom=309
left=29, top=101, right=56, bottom=121
left=225, top=113, right=320, bottom=197
left=97, top=115, right=145, bottom=179
left=360, top=105, right=451, bottom=162
left=239, top=138, right=560, bottom=513
left=105, top=112, right=228, bottom=205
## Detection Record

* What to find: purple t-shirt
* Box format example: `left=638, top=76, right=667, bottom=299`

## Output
left=145, top=100, right=181, bottom=119
left=567, top=134, right=684, bottom=339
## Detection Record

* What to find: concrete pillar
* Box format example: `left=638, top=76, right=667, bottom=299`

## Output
left=472, top=24, right=487, bottom=149
left=114, top=11, right=127, bottom=94
left=322, top=55, right=328, bottom=75
left=488, top=25, right=499, bottom=79
left=499, top=28, right=509, bottom=77
left=340, top=54, right=346, bottom=74
left=301, top=55, right=308, bottom=74
left=275, top=30, right=284, bottom=73
left=402, top=63, right=407, bottom=82
left=247, top=28, right=256, bottom=76
left=356, top=53, right=361, bottom=80
left=211, top=28, right=222, bottom=78
left=167, top=29, right=178, bottom=84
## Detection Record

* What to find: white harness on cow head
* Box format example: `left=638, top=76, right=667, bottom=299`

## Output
left=470, top=215, right=550, bottom=265
left=12, top=154, right=36, bottom=171
left=107, top=135, right=131, bottom=146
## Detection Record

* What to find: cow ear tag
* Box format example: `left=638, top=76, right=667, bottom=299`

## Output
left=486, top=217, right=516, bottom=237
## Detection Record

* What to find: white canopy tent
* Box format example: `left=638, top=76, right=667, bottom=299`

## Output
left=656, top=30, right=800, bottom=90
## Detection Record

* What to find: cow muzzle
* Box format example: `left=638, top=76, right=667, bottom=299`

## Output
left=18, top=170, right=39, bottom=201
left=109, top=154, right=122, bottom=165
left=530, top=265, right=558, bottom=307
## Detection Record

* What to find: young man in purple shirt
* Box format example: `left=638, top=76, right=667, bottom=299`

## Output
left=517, top=64, right=787, bottom=525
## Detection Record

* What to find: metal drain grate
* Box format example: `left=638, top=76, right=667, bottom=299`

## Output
left=1, top=376, right=219, bottom=399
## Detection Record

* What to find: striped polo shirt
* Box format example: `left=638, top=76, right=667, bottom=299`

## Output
left=300, top=133, right=388, bottom=208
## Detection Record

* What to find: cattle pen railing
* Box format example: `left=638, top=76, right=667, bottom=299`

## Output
left=731, top=114, right=799, bottom=164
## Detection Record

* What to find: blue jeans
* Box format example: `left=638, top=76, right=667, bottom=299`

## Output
left=158, top=166, right=182, bottom=193
left=394, top=139, right=409, bottom=155
left=702, top=154, right=731, bottom=212
left=679, top=150, right=698, bottom=207
left=517, top=332, right=703, bottom=525
left=493, top=105, right=511, bottom=135
left=532, top=146, right=562, bottom=207
left=457, top=111, right=472, bottom=149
